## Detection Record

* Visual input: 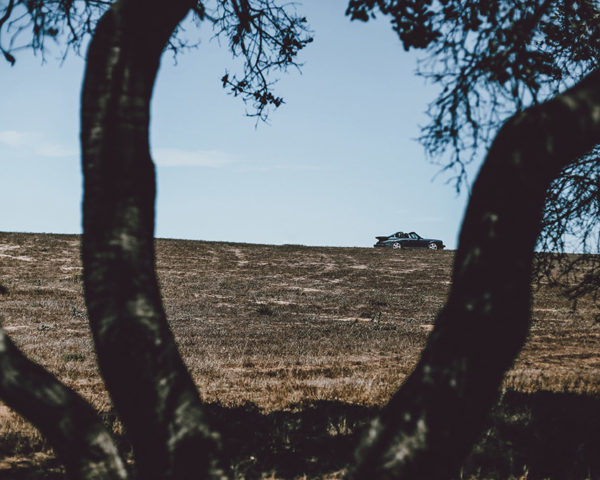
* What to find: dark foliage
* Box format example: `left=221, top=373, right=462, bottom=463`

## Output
left=346, top=0, right=600, bottom=303
left=0, top=0, right=312, bottom=120
left=209, top=0, right=313, bottom=120
left=536, top=148, right=600, bottom=303
left=346, top=0, right=600, bottom=186
left=0, top=0, right=109, bottom=62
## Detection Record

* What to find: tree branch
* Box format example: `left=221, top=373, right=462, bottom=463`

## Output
left=0, top=327, right=128, bottom=479
left=0, top=0, right=14, bottom=30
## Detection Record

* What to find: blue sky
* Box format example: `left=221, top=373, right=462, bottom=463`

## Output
left=0, top=1, right=473, bottom=249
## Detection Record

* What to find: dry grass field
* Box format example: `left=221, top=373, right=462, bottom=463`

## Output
left=0, top=231, right=599, bottom=479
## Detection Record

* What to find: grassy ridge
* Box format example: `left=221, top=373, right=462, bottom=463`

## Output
left=0, top=232, right=598, bottom=478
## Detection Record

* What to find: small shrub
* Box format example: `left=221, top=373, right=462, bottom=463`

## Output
left=256, top=304, right=275, bottom=316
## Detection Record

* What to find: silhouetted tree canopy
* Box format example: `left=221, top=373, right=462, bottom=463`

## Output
left=347, top=0, right=600, bottom=180
left=346, top=0, right=600, bottom=301
left=0, top=0, right=312, bottom=119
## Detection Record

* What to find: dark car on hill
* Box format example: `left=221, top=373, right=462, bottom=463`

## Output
left=374, top=231, right=445, bottom=250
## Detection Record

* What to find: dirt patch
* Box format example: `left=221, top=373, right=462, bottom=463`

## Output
left=0, top=254, right=32, bottom=262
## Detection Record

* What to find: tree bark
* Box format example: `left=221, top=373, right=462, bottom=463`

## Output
left=349, top=69, right=600, bottom=479
left=0, top=327, right=128, bottom=479
left=80, top=1, right=223, bottom=478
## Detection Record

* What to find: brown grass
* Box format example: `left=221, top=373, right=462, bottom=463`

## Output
left=0, top=232, right=599, bottom=478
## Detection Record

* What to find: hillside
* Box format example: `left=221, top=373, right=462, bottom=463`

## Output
left=0, top=232, right=599, bottom=478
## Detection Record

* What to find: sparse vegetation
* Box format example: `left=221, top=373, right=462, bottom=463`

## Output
left=0, top=232, right=598, bottom=478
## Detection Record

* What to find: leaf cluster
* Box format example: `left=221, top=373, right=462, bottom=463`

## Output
left=1, top=0, right=313, bottom=120
left=208, top=0, right=313, bottom=120
left=536, top=149, right=600, bottom=303
left=0, top=0, right=111, bottom=63
left=346, top=0, right=600, bottom=189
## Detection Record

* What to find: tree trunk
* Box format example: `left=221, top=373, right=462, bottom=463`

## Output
left=80, top=1, right=223, bottom=478
left=349, top=69, right=600, bottom=479
left=0, top=327, right=128, bottom=479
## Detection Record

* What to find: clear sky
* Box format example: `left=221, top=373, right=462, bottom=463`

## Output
left=0, top=1, right=474, bottom=249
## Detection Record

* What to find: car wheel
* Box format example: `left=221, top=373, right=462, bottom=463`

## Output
left=392, top=242, right=402, bottom=249
left=428, top=242, right=438, bottom=250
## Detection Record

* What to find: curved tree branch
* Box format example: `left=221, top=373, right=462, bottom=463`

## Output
left=0, top=327, right=127, bottom=479
left=350, top=68, right=600, bottom=478
left=81, top=1, right=223, bottom=478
